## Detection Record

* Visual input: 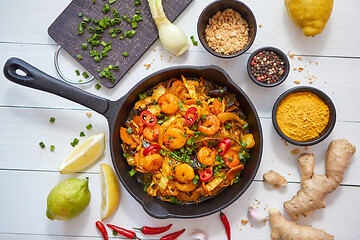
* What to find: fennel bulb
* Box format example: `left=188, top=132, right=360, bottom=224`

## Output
left=148, top=0, right=189, bottom=56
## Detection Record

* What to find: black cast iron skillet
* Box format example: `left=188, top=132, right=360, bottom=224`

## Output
left=3, top=57, right=263, bottom=219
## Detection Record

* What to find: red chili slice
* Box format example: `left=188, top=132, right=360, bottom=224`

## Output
left=185, top=107, right=198, bottom=125
left=218, top=138, right=231, bottom=156
left=200, top=169, right=213, bottom=182
left=143, top=144, right=161, bottom=156
left=140, top=110, right=157, bottom=127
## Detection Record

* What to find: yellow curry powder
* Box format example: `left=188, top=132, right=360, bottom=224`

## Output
left=276, top=91, right=330, bottom=141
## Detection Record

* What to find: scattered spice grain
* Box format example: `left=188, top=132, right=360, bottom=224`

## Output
left=294, top=80, right=300, bottom=84
left=241, top=219, right=248, bottom=225
left=250, top=50, right=286, bottom=84
left=205, top=9, right=249, bottom=55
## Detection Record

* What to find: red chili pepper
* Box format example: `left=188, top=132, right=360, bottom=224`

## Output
left=107, top=224, right=140, bottom=239
left=134, top=223, right=172, bottom=235
left=140, top=110, right=157, bottom=127
left=185, top=107, right=198, bottom=124
left=200, top=169, right=213, bottom=182
left=143, top=144, right=161, bottom=156
left=220, top=211, right=231, bottom=240
left=218, top=138, right=231, bottom=156
left=96, top=221, right=109, bottom=240
left=160, top=229, right=185, bottom=240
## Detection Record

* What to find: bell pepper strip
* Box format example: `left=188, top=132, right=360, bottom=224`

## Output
left=134, top=223, right=172, bottom=235
left=185, top=107, right=198, bottom=124
left=106, top=224, right=140, bottom=239
left=217, top=138, right=231, bottom=156
left=140, top=110, right=157, bottom=127
left=220, top=211, right=231, bottom=240
left=143, top=144, right=161, bottom=156
left=96, top=221, right=109, bottom=240
left=200, top=169, right=213, bottom=182
left=160, top=229, right=185, bottom=240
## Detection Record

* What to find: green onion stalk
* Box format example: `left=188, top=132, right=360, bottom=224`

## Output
left=147, top=0, right=189, bottom=56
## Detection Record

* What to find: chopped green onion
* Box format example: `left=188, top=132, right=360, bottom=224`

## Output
left=50, top=145, right=55, bottom=151
left=39, top=142, right=45, bottom=148
left=134, top=0, right=141, bottom=6
left=119, top=35, right=124, bottom=40
left=111, top=33, right=117, bottom=38
left=102, top=4, right=110, bottom=13
left=113, top=65, right=119, bottom=71
left=126, top=127, right=133, bottom=134
left=178, top=101, right=184, bottom=111
left=242, top=123, right=249, bottom=129
left=95, top=83, right=101, bottom=90
left=122, top=14, right=128, bottom=20
left=82, top=43, right=88, bottom=50
left=49, top=117, right=55, bottom=123
left=123, top=152, right=130, bottom=158
left=115, top=28, right=122, bottom=33
left=92, top=0, right=96, bottom=4
left=122, top=51, right=129, bottom=57
left=94, top=56, right=100, bottom=63
left=83, top=17, right=90, bottom=23
left=75, top=70, right=80, bottom=76
left=217, top=97, right=222, bottom=101
left=201, top=114, right=206, bottom=121
left=196, top=100, right=202, bottom=106
left=192, top=175, right=199, bottom=184
left=139, top=93, right=147, bottom=100
left=71, top=138, right=79, bottom=147
left=86, top=124, right=92, bottom=130
left=129, top=168, right=137, bottom=176
left=190, top=36, right=198, bottom=46
left=225, top=123, right=232, bottom=129
left=82, top=72, right=89, bottom=79
left=109, top=0, right=117, bottom=4
left=135, top=9, right=141, bottom=14
left=131, top=21, right=138, bottom=29
left=76, top=54, right=83, bottom=60
left=80, top=132, right=85, bottom=137
left=78, top=12, right=83, bottom=17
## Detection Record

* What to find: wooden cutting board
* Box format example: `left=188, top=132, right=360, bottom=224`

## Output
left=48, top=0, right=193, bottom=88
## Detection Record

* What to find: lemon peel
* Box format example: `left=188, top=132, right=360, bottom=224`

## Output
left=284, top=0, right=334, bottom=37
left=58, top=132, right=105, bottom=174
left=100, top=163, right=121, bottom=220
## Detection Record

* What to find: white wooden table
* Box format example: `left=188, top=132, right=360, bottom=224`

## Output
left=1, top=0, right=359, bottom=239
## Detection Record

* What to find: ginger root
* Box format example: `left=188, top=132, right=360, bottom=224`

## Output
left=263, top=170, right=288, bottom=188
left=284, top=139, right=356, bottom=221
left=269, top=208, right=333, bottom=240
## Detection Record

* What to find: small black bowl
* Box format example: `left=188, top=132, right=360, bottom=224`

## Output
left=197, top=0, right=257, bottom=58
left=247, top=47, right=290, bottom=87
left=272, top=86, right=336, bottom=146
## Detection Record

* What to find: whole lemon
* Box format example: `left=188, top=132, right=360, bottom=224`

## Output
left=46, top=178, right=91, bottom=221
left=284, top=0, right=334, bottom=37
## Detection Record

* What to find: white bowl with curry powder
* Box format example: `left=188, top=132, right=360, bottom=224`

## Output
left=272, top=86, right=336, bottom=146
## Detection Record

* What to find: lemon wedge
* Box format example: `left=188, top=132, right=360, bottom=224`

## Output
left=58, top=132, right=105, bottom=174
left=100, top=163, right=121, bottom=220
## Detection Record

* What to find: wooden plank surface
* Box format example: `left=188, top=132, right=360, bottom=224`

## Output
left=48, top=0, right=193, bottom=88
left=1, top=0, right=360, bottom=239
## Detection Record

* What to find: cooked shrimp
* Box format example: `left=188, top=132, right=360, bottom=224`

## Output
left=222, top=149, right=241, bottom=168
left=143, top=124, right=160, bottom=142
left=120, top=127, right=137, bottom=149
left=198, top=115, right=220, bottom=135
left=130, top=116, right=144, bottom=135
left=197, top=147, right=216, bottom=166
left=174, top=181, right=198, bottom=192
left=210, top=98, right=222, bottom=115
left=143, top=153, right=163, bottom=171
left=163, top=127, right=187, bottom=149
left=175, top=163, right=195, bottom=183
left=157, top=93, right=179, bottom=114
left=169, top=80, right=188, bottom=100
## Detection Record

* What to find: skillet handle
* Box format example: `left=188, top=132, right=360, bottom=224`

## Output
left=3, top=57, right=109, bottom=115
